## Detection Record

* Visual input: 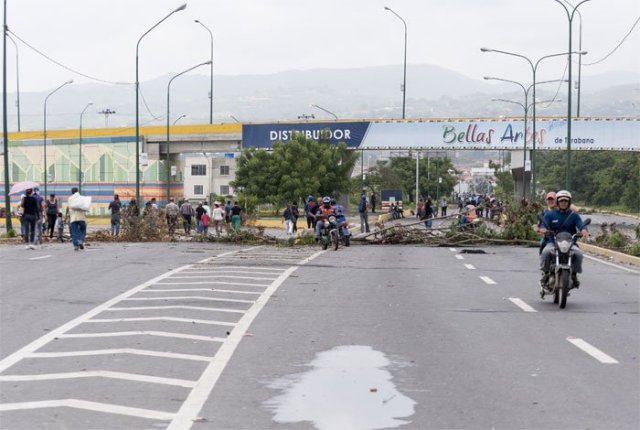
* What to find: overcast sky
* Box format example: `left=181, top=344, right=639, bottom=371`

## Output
left=3, top=0, right=640, bottom=93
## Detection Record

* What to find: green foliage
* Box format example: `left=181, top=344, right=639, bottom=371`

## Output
left=535, top=150, right=639, bottom=212
left=500, top=198, right=542, bottom=241
left=626, top=243, right=640, bottom=257
left=232, top=134, right=356, bottom=206
left=489, top=160, right=515, bottom=198
left=381, top=155, right=456, bottom=203
left=594, top=224, right=630, bottom=249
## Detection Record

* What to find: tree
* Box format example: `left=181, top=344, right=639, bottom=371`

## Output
left=232, top=134, right=356, bottom=206
left=388, top=155, right=457, bottom=202
left=489, top=160, right=515, bottom=197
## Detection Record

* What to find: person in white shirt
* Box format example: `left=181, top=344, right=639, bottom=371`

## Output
left=212, top=202, right=225, bottom=236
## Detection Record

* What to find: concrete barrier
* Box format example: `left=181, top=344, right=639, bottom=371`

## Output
left=581, top=243, right=640, bottom=267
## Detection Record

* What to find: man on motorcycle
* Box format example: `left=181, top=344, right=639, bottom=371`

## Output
left=539, top=190, right=589, bottom=289
left=315, top=196, right=335, bottom=241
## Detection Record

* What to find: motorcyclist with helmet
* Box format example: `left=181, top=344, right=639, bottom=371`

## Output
left=315, top=196, right=335, bottom=241
left=538, top=190, right=589, bottom=289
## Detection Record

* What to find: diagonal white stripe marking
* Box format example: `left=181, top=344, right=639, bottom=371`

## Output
left=567, top=337, right=619, bottom=364
left=141, top=289, right=261, bottom=295
left=155, top=281, right=268, bottom=287
left=479, top=276, right=496, bottom=285
left=449, top=248, right=457, bottom=252
left=169, top=275, right=277, bottom=281
left=123, top=296, right=254, bottom=304
left=26, top=348, right=214, bottom=362
left=59, top=331, right=225, bottom=343
left=464, top=264, right=476, bottom=270
left=0, top=399, right=175, bottom=420
left=87, top=317, right=236, bottom=326
left=184, top=265, right=286, bottom=271
left=0, top=371, right=196, bottom=387
left=106, top=306, right=246, bottom=314
left=455, top=255, right=464, bottom=260
left=508, top=297, right=537, bottom=312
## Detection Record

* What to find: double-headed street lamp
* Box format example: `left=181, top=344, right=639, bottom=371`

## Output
left=480, top=48, right=586, bottom=198
left=78, top=102, right=93, bottom=193
left=310, top=104, right=338, bottom=120
left=43, top=80, right=73, bottom=196
left=135, top=3, right=187, bottom=205
left=166, top=61, right=212, bottom=201
left=194, top=20, right=214, bottom=124
left=384, top=6, right=407, bottom=119
left=553, top=0, right=591, bottom=190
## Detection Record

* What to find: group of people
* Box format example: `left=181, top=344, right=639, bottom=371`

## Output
left=16, top=187, right=88, bottom=251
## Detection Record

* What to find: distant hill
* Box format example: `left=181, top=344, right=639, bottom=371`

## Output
left=3, top=64, right=638, bottom=131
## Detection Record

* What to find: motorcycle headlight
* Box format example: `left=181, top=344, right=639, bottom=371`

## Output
left=328, top=216, right=336, bottom=223
left=557, top=240, right=571, bottom=253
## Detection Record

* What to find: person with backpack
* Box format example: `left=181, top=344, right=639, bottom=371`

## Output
left=359, top=190, right=370, bottom=233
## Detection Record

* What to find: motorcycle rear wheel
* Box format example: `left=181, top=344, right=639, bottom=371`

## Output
left=559, top=270, right=570, bottom=309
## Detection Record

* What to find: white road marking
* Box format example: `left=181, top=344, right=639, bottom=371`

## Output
left=449, top=248, right=457, bottom=252
left=28, top=255, right=51, bottom=261
left=59, top=331, right=225, bottom=343
left=106, top=306, right=246, bottom=314
left=180, top=270, right=285, bottom=276
left=123, top=295, right=254, bottom=304
left=166, top=250, right=324, bottom=430
left=184, top=265, right=286, bottom=271
left=26, top=348, right=214, bottom=362
left=583, top=254, right=640, bottom=274
left=155, top=281, right=268, bottom=287
left=142, top=288, right=262, bottom=295
left=455, top=255, right=464, bottom=260
left=566, top=337, right=619, bottom=364
left=169, top=275, right=278, bottom=281
left=508, top=298, right=537, bottom=313
left=0, top=399, right=175, bottom=421
left=0, top=371, right=196, bottom=387
left=464, top=264, right=476, bottom=270
left=87, top=317, right=236, bottom=326
left=479, top=276, right=496, bottom=285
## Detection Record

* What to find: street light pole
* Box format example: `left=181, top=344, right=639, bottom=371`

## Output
left=310, top=104, right=338, bottom=120
left=384, top=6, right=407, bottom=119
left=195, top=19, right=214, bottom=124
left=553, top=0, right=591, bottom=190
left=43, top=80, right=73, bottom=197
left=166, top=61, right=211, bottom=201
left=2, top=0, right=11, bottom=231
left=173, top=114, right=187, bottom=125
left=136, top=3, right=187, bottom=205
left=7, top=33, right=20, bottom=131
left=78, top=102, right=93, bottom=193
left=481, top=48, right=585, bottom=198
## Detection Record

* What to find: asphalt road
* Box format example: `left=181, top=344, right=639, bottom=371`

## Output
left=0, top=242, right=638, bottom=430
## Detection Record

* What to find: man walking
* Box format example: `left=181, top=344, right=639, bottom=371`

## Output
left=108, top=194, right=122, bottom=236
left=65, top=187, right=88, bottom=251
left=180, top=200, right=194, bottom=234
left=370, top=192, right=377, bottom=213
left=165, top=197, right=180, bottom=235
left=359, top=190, right=370, bottom=233
left=33, top=187, right=45, bottom=245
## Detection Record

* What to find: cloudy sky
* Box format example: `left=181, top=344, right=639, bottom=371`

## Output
left=4, top=0, right=640, bottom=92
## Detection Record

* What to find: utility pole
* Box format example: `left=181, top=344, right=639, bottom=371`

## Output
left=99, top=109, right=116, bottom=127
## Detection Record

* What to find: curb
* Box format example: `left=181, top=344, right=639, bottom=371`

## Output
left=581, top=243, right=640, bottom=267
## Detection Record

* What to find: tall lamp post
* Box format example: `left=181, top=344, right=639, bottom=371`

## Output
left=7, top=33, right=20, bottom=131
left=384, top=6, right=407, bottom=119
left=3, top=0, right=12, bottom=231
left=43, top=80, right=73, bottom=196
left=194, top=20, right=214, bottom=124
left=480, top=48, right=585, bottom=198
left=136, top=3, right=187, bottom=205
left=173, top=114, right=187, bottom=125
left=310, top=104, right=338, bottom=120
left=78, top=102, right=93, bottom=193
left=484, top=76, right=568, bottom=198
left=166, top=61, right=212, bottom=201
left=553, top=0, right=591, bottom=190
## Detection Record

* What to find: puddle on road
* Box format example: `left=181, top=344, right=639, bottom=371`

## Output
left=264, top=345, right=416, bottom=430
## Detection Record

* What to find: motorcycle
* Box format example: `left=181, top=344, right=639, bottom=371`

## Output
left=538, top=216, right=591, bottom=309
left=317, top=214, right=340, bottom=251
left=336, top=214, right=350, bottom=247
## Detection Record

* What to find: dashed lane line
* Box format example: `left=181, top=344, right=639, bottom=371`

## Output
left=508, top=298, right=538, bottom=313
left=566, top=337, right=619, bottom=364
left=87, top=317, right=236, bottom=326
left=59, top=331, right=225, bottom=343
left=464, top=264, right=476, bottom=270
left=0, top=370, right=197, bottom=388
left=449, top=248, right=457, bottom=252
left=0, top=399, right=175, bottom=421
left=166, top=250, right=325, bottom=430
left=106, top=306, right=246, bottom=314
left=455, top=255, right=464, bottom=260
left=26, top=348, right=215, bottom=362
left=479, top=276, right=497, bottom=285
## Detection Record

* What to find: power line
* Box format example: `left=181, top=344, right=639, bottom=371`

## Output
left=7, top=29, right=132, bottom=86
left=582, top=15, right=640, bottom=66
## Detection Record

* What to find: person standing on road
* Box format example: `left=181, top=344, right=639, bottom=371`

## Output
left=195, top=202, right=206, bottom=233
left=55, top=212, right=64, bottom=242
left=65, top=187, right=88, bottom=251
left=440, top=197, right=448, bottom=217
left=283, top=204, right=293, bottom=235
left=359, top=190, right=370, bottom=233
left=424, top=199, right=434, bottom=228
left=165, top=198, right=180, bottom=235
left=291, top=202, right=299, bottom=233
left=212, top=201, right=224, bottom=236
left=19, top=189, right=38, bottom=249
left=33, top=187, right=45, bottom=245
left=231, top=201, right=242, bottom=231
left=108, top=194, right=122, bottom=236
left=45, top=194, right=59, bottom=240
left=224, top=200, right=232, bottom=224
left=180, top=200, right=194, bottom=234
left=370, top=192, right=377, bottom=213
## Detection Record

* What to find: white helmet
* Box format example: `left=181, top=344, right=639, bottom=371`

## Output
left=555, top=190, right=572, bottom=204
